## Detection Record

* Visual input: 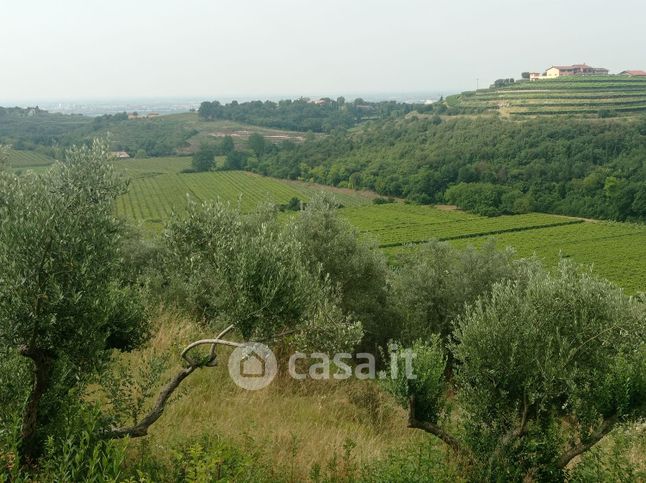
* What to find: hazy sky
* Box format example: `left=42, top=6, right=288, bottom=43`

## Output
left=1, top=0, right=644, bottom=102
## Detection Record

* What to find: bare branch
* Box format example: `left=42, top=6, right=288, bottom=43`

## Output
left=407, top=395, right=466, bottom=456
left=104, top=365, right=197, bottom=439
left=557, top=415, right=618, bottom=468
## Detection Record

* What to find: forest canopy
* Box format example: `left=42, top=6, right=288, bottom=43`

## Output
left=251, top=115, right=646, bottom=222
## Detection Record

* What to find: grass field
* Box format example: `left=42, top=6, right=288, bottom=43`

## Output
left=448, top=75, right=646, bottom=117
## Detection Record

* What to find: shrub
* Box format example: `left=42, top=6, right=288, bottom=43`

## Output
left=288, top=193, right=394, bottom=350
left=389, top=240, right=520, bottom=343
left=191, top=145, right=215, bottom=172
left=386, top=261, right=646, bottom=480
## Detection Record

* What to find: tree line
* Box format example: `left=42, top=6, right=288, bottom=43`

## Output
left=197, top=97, right=422, bottom=133
left=241, top=115, right=646, bottom=222
left=0, top=107, right=196, bottom=158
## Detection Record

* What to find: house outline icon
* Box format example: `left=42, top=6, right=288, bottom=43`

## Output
left=228, top=342, right=277, bottom=390
left=240, top=351, right=266, bottom=378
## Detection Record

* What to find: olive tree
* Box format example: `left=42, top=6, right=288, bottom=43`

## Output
left=160, top=199, right=363, bottom=352
left=288, top=193, right=394, bottom=349
left=389, top=240, right=521, bottom=344
left=0, top=140, right=146, bottom=464
left=386, top=261, right=646, bottom=480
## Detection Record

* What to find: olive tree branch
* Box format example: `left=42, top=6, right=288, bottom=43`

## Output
left=407, top=395, right=468, bottom=457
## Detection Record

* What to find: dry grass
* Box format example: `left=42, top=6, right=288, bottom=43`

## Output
left=101, top=309, right=423, bottom=479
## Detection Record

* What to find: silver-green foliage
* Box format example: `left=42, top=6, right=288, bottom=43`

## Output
left=0, top=139, right=145, bottom=364
left=288, top=193, right=393, bottom=347
left=162, top=199, right=362, bottom=352
left=389, top=239, right=523, bottom=343
left=389, top=260, right=646, bottom=479
left=0, top=139, right=146, bottom=462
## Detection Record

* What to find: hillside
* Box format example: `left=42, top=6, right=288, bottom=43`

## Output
left=447, top=75, right=646, bottom=117
left=113, top=157, right=646, bottom=294
left=11, top=154, right=646, bottom=293
left=112, top=156, right=373, bottom=230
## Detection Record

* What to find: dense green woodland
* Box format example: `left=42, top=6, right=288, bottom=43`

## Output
left=252, top=116, right=646, bottom=221
left=197, top=97, right=423, bottom=132
left=0, top=107, right=196, bottom=157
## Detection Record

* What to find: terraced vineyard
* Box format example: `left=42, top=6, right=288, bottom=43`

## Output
left=113, top=157, right=373, bottom=229
left=448, top=75, right=646, bottom=117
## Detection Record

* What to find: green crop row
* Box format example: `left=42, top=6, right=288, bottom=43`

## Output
left=7, top=149, right=55, bottom=168
left=448, top=222, right=646, bottom=294
left=114, top=165, right=372, bottom=230
left=342, top=205, right=580, bottom=247
left=380, top=218, right=646, bottom=294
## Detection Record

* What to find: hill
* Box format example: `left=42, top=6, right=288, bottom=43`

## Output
left=258, top=114, right=646, bottom=222
left=14, top=154, right=644, bottom=292
left=447, top=75, right=646, bottom=117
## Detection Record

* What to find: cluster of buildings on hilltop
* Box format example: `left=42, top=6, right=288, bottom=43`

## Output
left=528, top=64, right=646, bottom=81
left=127, top=111, right=160, bottom=120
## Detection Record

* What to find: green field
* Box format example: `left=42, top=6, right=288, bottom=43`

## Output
left=113, top=156, right=372, bottom=229
left=347, top=204, right=646, bottom=293
left=10, top=153, right=645, bottom=293
left=449, top=221, right=646, bottom=294
left=342, top=204, right=582, bottom=247
left=448, top=75, right=646, bottom=117
left=111, top=158, right=646, bottom=292
left=6, top=149, right=54, bottom=168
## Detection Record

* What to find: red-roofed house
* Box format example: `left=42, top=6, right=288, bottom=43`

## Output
left=620, top=70, right=646, bottom=77
left=544, top=64, right=609, bottom=78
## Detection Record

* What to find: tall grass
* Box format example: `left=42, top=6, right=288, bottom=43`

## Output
left=99, top=309, right=425, bottom=480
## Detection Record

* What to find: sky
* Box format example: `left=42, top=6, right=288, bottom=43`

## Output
left=1, top=0, right=645, bottom=103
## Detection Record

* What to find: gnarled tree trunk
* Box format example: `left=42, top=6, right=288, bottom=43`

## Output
left=18, top=346, right=55, bottom=466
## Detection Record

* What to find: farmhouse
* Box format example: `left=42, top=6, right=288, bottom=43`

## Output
left=543, top=64, right=609, bottom=78
left=620, top=70, right=646, bottom=77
